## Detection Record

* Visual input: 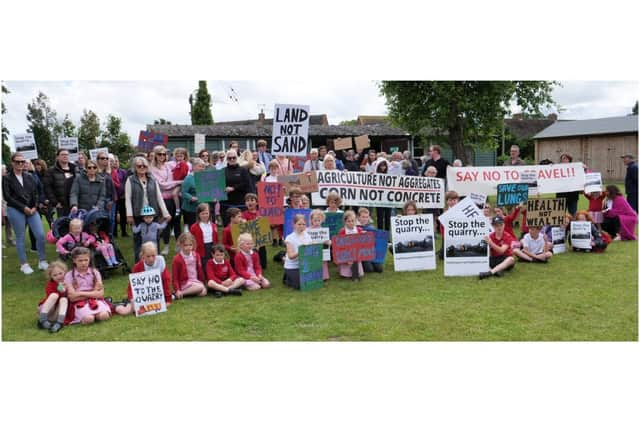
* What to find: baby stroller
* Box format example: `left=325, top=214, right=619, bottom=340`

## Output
left=83, top=209, right=130, bottom=277
left=48, top=209, right=90, bottom=263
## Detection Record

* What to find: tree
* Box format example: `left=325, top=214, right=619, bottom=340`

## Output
left=633, top=101, right=638, bottom=115
left=339, top=119, right=358, bottom=126
left=99, top=114, right=134, bottom=164
left=26, top=92, right=59, bottom=164
left=378, top=81, right=558, bottom=164
left=154, top=118, right=173, bottom=125
left=57, top=114, right=77, bottom=137
left=78, top=109, right=101, bottom=153
left=190, top=81, right=214, bottom=125
left=2, top=84, right=11, bottom=165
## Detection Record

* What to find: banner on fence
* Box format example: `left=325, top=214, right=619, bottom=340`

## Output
left=390, top=214, right=436, bottom=272
left=439, top=197, right=491, bottom=276
left=570, top=221, right=592, bottom=250
left=526, top=198, right=567, bottom=227
left=331, top=232, right=375, bottom=264
left=194, top=133, right=205, bottom=154
left=89, top=147, right=109, bottom=161
left=283, top=208, right=311, bottom=238
left=129, top=269, right=167, bottom=317
left=447, top=163, right=586, bottom=196
left=14, top=134, right=38, bottom=160
left=551, top=227, right=566, bottom=254
left=311, top=171, right=444, bottom=209
left=194, top=169, right=227, bottom=202
left=496, top=183, right=529, bottom=207
left=257, top=182, right=285, bottom=225
left=277, top=172, right=318, bottom=194
left=354, top=135, right=370, bottom=151
left=584, top=172, right=602, bottom=193
left=271, top=104, right=310, bottom=157
left=58, top=137, right=79, bottom=162
left=299, top=243, right=324, bottom=291
left=231, top=217, right=272, bottom=248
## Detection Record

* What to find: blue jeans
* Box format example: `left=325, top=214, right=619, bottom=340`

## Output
left=6, top=206, right=46, bottom=264
left=109, top=203, right=117, bottom=235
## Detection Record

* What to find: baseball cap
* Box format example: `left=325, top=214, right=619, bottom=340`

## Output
left=621, top=153, right=635, bottom=159
left=491, top=216, right=505, bottom=225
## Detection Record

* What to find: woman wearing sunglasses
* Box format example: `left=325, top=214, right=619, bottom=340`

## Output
left=2, top=153, right=49, bottom=274
left=149, top=145, right=183, bottom=255
left=69, top=160, right=106, bottom=214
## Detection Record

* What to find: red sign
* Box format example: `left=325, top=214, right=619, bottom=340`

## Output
left=331, top=232, right=375, bottom=264
left=257, top=182, right=285, bottom=225
left=138, top=131, right=168, bottom=152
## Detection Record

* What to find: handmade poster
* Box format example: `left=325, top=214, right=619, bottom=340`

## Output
left=278, top=172, right=319, bottom=194
left=520, top=170, right=539, bottom=196
left=89, top=147, right=108, bottom=161
left=373, top=230, right=389, bottom=264
left=291, top=156, right=306, bottom=173
left=438, top=197, right=491, bottom=276
left=231, top=217, right=272, bottom=248
left=299, top=243, right=324, bottom=291
left=194, top=133, right=205, bottom=154
left=469, top=192, right=487, bottom=208
left=551, top=227, right=566, bottom=254
left=391, top=214, right=435, bottom=272
left=312, top=171, right=444, bottom=209
left=447, top=163, right=586, bottom=196
left=333, top=137, right=352, bottom=151
left=354, top=134, right=370, bottom=151
left=257, top=182, right=285, bottom=225
left=271, top=104, right=310, bottom=157
left=526, top=198, right=567, bottom=227
left=331, top=232, right=375, bottom=264
left=322, top=212, right=343, bottom=238
left=13, top=133, right=38, bottom=160
left=307, top=228, right=331, bottom=262
left=496, top=183, right=529, bottom=207
left=194, top=169, right=227, bottom=202
left=283, top=208, right=311, bottom=238
left=58, top=137, right=79, bottom=162
left=129, top=269, right=167, bottom=317
left=584, top=172, right=602, bottom=193
left=138, top=130, right=168, bottom=152
left=570, top=221, right=592, bottom=250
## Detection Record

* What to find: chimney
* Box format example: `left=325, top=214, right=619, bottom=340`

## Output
left=547, top=113, right=558, bottom=121
left=258, top=109, right=265, bottom=124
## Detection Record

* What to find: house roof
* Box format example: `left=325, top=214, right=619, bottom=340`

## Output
left=504, top=118, right=556, bottom=140
left=533, top=115, right=638, bottom=139
left=216, top=114, right=329, bottom=126
left=356, top=115, right=389, bottom=125
left=146, top=123, right=410, bottom=138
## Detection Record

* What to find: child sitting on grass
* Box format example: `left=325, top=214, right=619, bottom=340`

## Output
left=357, top=207, right=384, bottom=273
left=171, top=232, right=207, bottom=299
left=206, top=244, right=245, bottom=297
left=234, top=233, right=270, bottom=291
left=478, top=216, right=516, bottom=280
left=336, top=210, right=365, bottom=281
left=514, top=224, right=553, bottom=263
left=223, top=207, right=245, bottom=267
left=37, top=261, right=69, bottom=333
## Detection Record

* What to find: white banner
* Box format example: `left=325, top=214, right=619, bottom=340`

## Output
left=438, top=197, right=491, bottom=277
left=447, top=163, right=586, bottom=196
left=194, top=133, right=205, bottom=154
left=89, top=147, right=109, bottom=161
left=58, top=137, right=79, bottom=162
left=271, top=104, right=310, bottom=157
left=551, top=227, right=566, bottom=254
left=391, top=214, right=436, bottom=272
left=13, top=133, right=38, bottom=160
left=307, top=228, right=331, bottom=261
left=129, top=269, right=167, bottom=317
left=311, top=170, right=445, bottom=209
left=584, top=172, right=602, bottom=193
left=570, top=221, right=592, bottom=250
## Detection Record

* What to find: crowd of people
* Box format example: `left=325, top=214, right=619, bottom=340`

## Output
left=1, top=141, right=637, bottom=333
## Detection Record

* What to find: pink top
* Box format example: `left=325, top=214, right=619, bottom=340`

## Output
left=240, top=250, right=256, bottom=276
left=63, top=268, right=102, bottom=292
left=150, top=163, right=180, bottom=199
left=181, top=251, right=200, bottom=282
left=56, top=232, right=96, bottom=254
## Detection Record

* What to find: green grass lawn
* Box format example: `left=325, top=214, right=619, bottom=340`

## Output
left=2, top=196, right=637, bottom=341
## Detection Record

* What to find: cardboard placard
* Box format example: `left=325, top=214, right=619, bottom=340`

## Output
left=138, top=130, right=168, bottom=152
left=271, top=104, right=310, bottom=157
left=496, top=183, right=529, bottom=207
left=373, top=230, right=389, bottom=264
left=129, top=269, right=167, bottom=317
left=13, top=134, right=38, bottom=160
left=58, top=137, right=79, bottom=163
left=231, top=217, right=272, bottom=248
left=257, top=182, right=285, bottom=225
left=354, top=134, right=370, bottom=151
left=322, top=212, right=343, bottom=238
left=194, top=169, right=227, bottom=202
left=584, top=172, right=602, bottom=193
left=526, top=198, right=567, bottom=227
left=283, top=208, right=312, bottom=238
left=277, top=172, right=318, bottom=194
left=391, top=214, right=436, bottom=272
left=570, top=221, right=592, bottom=250
left=299, top=243, right=324, bottom=291
left=333, top=137, right=353, bottom=151
left=331, top=232, right=375, bottom=264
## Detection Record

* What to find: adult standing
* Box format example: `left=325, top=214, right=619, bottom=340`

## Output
left=96, top=152, right=116, bottom=231
left=507, top=145, right=525, bottom=166
left=110, top=155, right=129, bottom=237
left=343, top=150, right=360, bottom=172
left=181, top=158, right=207, bottom=229
left=421, top=145, right=451, bottom=180
left=274, top=155, right=294, bottom=177
left=69, top=160, right=106, bottom=213
left=303, top=148, right=323, bottom=172
left=125, top=156, right=171, bottom=261
left=622, top=153, right=638, bottom=213
left=222, top=149, right=252, bottom=226
left=198, top=149, right=211, bottom=167
left=76, top=152, right=88, bottom=172
left=2, top=153, right=49, bottom=274
left=602, top=184, right=637, bottom=241
left=149, top=145, right=182, bottom=255
left=555, top=153, right=581, bottom=217
left=256, top=139, right=273, bottom=168
left=43, top=149, right=77, bottom=218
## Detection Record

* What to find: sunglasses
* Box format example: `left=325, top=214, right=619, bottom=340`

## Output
left=156, top=152, right=167, bottom=156
left=13, top=160, right=26, bottom=164
left=87, top=166, right=97, bottom=169
left=227, top=157, right=237, bottom=160
left=136, top=164, right=148, bottom=169
left=98, top=157, right=108, bottom=160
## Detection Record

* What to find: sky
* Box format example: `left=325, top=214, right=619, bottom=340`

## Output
left=2, top=80, right=638, bottom=149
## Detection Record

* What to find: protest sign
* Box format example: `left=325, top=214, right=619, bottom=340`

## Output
left=283, top=208, right=311, bottom=238
left=58, top=137, right=79, bottom=162
left=129, top=269, right=167, bottom=317
left=438, top=197, right=491, bottom=276
left=391, top=214, right=436, bottom=272
left=496, top=183, right=529, bottom=207
left=257, top=182, right=285, bottom=225
left=194, top=133, right=205, bottom=154
left=299, top=243, right=324, bottom=291
left=354, top=135, right=370, bottom=151
left=570, top=221, right=592, bottom=250
left=271, top=104, right=310, bottom=157
left=584, top=172, right=602, bottom=193
left=469, top=192, right=487, bottom=208
left=333, top=137, right=352, bottom=151
left=322, top=212, right=343, bottom=237
left=520, top=170, right=539, bottom=196
left=194, top=169, right=227, bottom=202
left=447, top=163, right=586, bottom=196
left=138, top=130, right=168, bottom=152
left=291, top=156, right=306, bottom=173
left=13, top=134, right=38, bottom=160
left=373, top=230, right=389, bottom=264
left=526, top=198, right=567, bottom=227
left=231, top=217, right=272, bottom=248
left=307, top=228, right=331, bottom=261
left=89, top=147, right=108, bottom=161
left=278, top=172, right=318, bottom=194
left=551, top=227, right=566, bottom=254
left=331, top=232, right=375, bottom=264
left=311, top=171, right=444, bottom=209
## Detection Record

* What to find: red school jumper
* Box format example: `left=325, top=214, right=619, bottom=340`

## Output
left=206, top=258, right=239, bottom=284
left=171, top=252, right=205, bottom=292
left=189, top=222, right=219, bottom=258
left=234, top=250, right=262, bottom=280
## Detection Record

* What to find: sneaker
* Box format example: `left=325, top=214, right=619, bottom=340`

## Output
left=21, top=264, right=34, bottom=275
left=38, top=319, right=53, bottom=330
left=30, top=248, right=38, bottom=253
left=49, top=322, right=63, bottom=333
left=478, top=271, right=492, bottom=280
left=494, top=271, right=504, bottom=278
left=38, top=260, right=49, bottom=270
left=613, top=235, right=622, bottom=241
left=161, top=246, right=169, bottom=256
left=213, top=291, right=224, bottom=298
left=175, top=209, right=181, bottom=217
left=227, top=289, right=242, bottom=296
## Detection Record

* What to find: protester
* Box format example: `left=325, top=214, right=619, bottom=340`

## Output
left=256, top=139, right=273, bottom=168
left=198, top=149, right=211, bottom=167
left=206, top=244, right=244, bottom=296
left=110, top=155, right=129, bottom=237
left=507, top=145, right=525, bottom=166
left=343, top=150, right=361, bottom=172
left=76, top=152, right=88, bottom=172
left=63, top=247, right=111, bottom=325
left=303, top=148, right=323, bottom=172
left=69, top=160, right=106, bottom=213
left=555, top=153, right=581, bottom=217
left=602, top=184, right=638, bottom=241
left=323, top=154, right=339, bottom=171
left=479, top=216, right=516, bottom=280
left=131, top=206, right=167, bottom=263
left=234, top=233, right=270, bottom=290
left=375, top=160, right=391, bottom=231
left=168, top=147, right=190, bottom=218
left=283, top=214, right=312, bottom=290
left=37, top=261, right=69, bottom=333
left=357, top=207, right=384, bottom=273
left=149, top=145, right=182, bottom=255
left=622, top=153, right=638, bottom=212
left=328, top=150, right=344, bottom=170
left=171, top=232, right=207, bottom=299
left=309, top=209, right=331, bottom=281
left=222, top=149, right=252, bottom=226
left=222, top=207, right=245, bottom=266
left=189, top=203, right=218, bottom=274
left=43, top=148, right=77, bottom=218
left=241, top=193, right=267, bottom=270
left=570, top=211, right=610, bottom=252
left=421, top=145, right=450, bottom=180
left=96, top=152, right=116, bottom=228
left=514, top=225, right=552, bottom=263
left=336, top=210, right=365, bottom=281
left=362, top=149, right=378, bottom=173
left=56, top=218, right=94, bottom=258
left=181, top=157, right=206, bottom=229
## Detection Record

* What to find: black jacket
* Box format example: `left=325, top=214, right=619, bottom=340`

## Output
left=224, top=164, right=252, bottom=205
left=2, top=171, right=43, bottom=211
left=43, top=161, right=77, bottom=208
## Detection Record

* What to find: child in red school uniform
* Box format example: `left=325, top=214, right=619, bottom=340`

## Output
left=234, top=233, right=270, bottom=290
left=171, top=232, right=207, bottom=299
left=63, top=247, right=111, bottom=325
left=189, top=202, right=218, bottom=274
left=170, top=147, right=190, bottom=217
left=241, top=192, right=267, bottom=270
left=114, top=242, right=173, bottom=315
left=584, top=190, right=606, bottom=229
left=206, top=244, right=245, bottom=297
left=336, top=210, right=365, bottom=281
left=37, top=261, right=69, bottom=333
left=478, top=216, right=516, bottom=280
left=223, top=207, right=245, bottom=268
